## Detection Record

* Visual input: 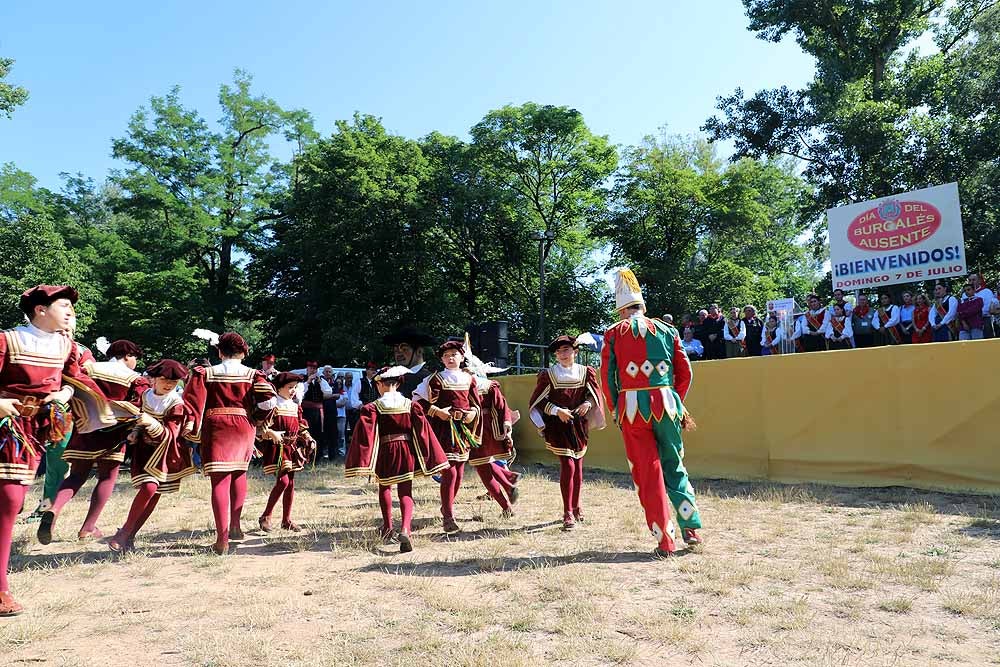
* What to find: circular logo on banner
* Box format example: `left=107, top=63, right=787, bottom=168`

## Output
left=848, top=199, right=942, bottom=251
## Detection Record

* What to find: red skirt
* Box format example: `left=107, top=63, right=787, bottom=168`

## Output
left=372, top=435, right=435, bottom=486
left=468, top=435, right=514, bottom=467
left=260, top=437, right=313, bottom=476
left=542, top=415, right=589, bottom=459
left=130, top=434, right=197, bottom=494
left=199, top=415, right=256, bottom=474
left=0, top=411, right=57, bottom=484
left=63, top=422, right=131, bottom=463
left=429, top=418, right=472, bottom=463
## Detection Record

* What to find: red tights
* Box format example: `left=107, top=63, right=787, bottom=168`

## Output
left=0, top=481, right=28, bottom=592
left=378, top=481, right=414, bottom=535
left=559, top=456, right=584, bottom=516
left=51, top=459, right=119, bottom=533
left=118, top=482, right=161, bottom=542
left=209, top=471, right=247, bottom=545
left=262, top=472, right=295, bottom=525
left=474, top=465, right=511, bottom=510
left=439, top=461, right=464, bottom=519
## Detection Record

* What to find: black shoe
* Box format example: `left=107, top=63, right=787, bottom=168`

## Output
left=399, top=534, right=413, bottom=553
left=37, top=511, right=56, bottom=545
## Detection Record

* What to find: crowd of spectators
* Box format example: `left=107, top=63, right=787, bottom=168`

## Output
left=674, top=274, right=999, bottom=361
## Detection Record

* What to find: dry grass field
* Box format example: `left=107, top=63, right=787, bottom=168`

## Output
left=3, top=462, right=999, bottom=667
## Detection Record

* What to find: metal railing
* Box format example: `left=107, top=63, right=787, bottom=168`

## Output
left=506, top=341, right=600, bottom=375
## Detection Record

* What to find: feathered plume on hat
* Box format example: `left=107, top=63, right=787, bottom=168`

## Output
left=192, top=329, right=220, bottom=346
left=614, top=268, right=645, bottom=312
left=462, top=333, right=507, bottom=378
left=95, top=336, right=111, bottom=356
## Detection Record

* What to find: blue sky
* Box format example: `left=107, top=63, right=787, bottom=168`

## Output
left=0, top=0, right=815, bottom=189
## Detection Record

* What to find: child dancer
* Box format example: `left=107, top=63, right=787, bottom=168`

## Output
left=346, top=366, right=448, bottom=552
left=183, top=332, right=276, bottom=554
left=528, top=335, right=606, bottom=531
left=109, top=359, right=195, bottom=552
left=41, top=339, right=148, bottom=543
left=258, top=372, right=316, bottom=533
left=413, top=341, right=482, bottom=533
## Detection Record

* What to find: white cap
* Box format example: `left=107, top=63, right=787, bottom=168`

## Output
left=614, top=268, right=645, bottom=311
left=374, top=365, right=410, bottom=382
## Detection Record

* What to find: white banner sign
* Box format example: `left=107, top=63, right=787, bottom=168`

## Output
left=827, top=183, right=966, bottom=291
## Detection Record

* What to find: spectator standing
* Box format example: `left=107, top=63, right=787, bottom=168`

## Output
left=989, top=300, right=1000, bottom=337
left=342, top=372, right=362, bottom=450
left=797, top=294, right=829, bottom=353
left=897, top=292, right=916, bottom=344
left=761, top=314, right=783, bottom=355
left=969, top=273, right=995, bottom=338
left=873, top=293, right=901, bottom=345
left=851, top=294, right=877, bottom=348
left=957, top=283, right=985, bottom=340
left=742, top=305, right=764, bottom=356
left=359, top=362, right=379, bottom=405
left=681, top=327, right=704, bottom=361
left=700, top=305, right=726, bottom=360
left=825, top=304, right=853, bottom=350
left=912, top=293, right=933, bottom=344
left=930, top=282, right=959, bottom=342
left=830, top=289, right=854, bottom=316
left=298, top=361, right=332, bottom=459
left=321, top=366, right=342, bottom=460
left=723, top=307, right=746, bottom=358
left=662, top=314, right=674, bottom=326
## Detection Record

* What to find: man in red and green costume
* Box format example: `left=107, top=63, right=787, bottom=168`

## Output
left=601, top=269, right=702, bottom=556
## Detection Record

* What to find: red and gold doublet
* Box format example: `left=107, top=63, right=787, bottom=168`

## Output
left=0, top=326, right=101, bottom=484
left=345, top=393, right=449, bottom=485
left=63, top=359, right=149, bottom=463
left=260, top=397, right=315, bottom=476
left=413, top=370, right=482, bottom=463
left=528, top=363, right=606, bottom=459
left=130, top=389, right=196, bottom=493
left=183, top=361, right=276, bottom=474
left=469, top=379, right=516, bottom=467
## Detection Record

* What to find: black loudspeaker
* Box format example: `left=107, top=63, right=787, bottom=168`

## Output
left=465, top=321, right=508, bottom=368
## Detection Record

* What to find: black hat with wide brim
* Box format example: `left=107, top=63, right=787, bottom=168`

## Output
left=383, top=326, right=436, bottom=347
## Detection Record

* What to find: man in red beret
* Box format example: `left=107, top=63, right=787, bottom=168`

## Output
left=39, top=339, right=149, bottom=544
left=0, top=285, right=105, bottom=615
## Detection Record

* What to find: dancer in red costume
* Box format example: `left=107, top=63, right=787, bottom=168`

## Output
left=346, top=366, right=449, bottom=552
left=109, top=359, right=195, bottom=552
left=463, top=339, right=522, bottom=515
left=413, top=340, right=482, bottom=533
left=183, top=332, right=275, bottom=554
left=528, top=335, right=606, bottom=531
left=0, top=285, right=104, bottom=616
left=601, top=269, right=702, bottom=557
left=39, top=339, right=148, bottom=543
left=258, top=372, right=316, bottom=533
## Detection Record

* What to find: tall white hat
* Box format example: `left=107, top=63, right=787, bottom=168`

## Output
left=614, top=268, right=645, bottom=311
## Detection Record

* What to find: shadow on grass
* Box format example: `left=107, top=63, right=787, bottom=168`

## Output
left=354, top=548, right=691, bottom=577
left=956, top=518, right=1000, bottom=540
left=521, top=462, right=1000, bottom=518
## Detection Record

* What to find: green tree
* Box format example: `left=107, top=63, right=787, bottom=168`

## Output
left=255, top=114, right=441, bottom=364
left=0, top=165, right=94, bottom=329
left=0, top=58, right=28, bottom=118
left=110, top=70, right=310, bottom=328
left=470, top=103, right=618, bottom=340
left=595, top=135, right=818, bottom=318
left=704, top=0, right=1000, bottom=277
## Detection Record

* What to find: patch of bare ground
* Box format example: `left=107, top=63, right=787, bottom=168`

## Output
left=3, top=464, right=999, bottom=666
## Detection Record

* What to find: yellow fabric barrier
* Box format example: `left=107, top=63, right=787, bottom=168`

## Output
left=500, top=339, right=1000, bottom=493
